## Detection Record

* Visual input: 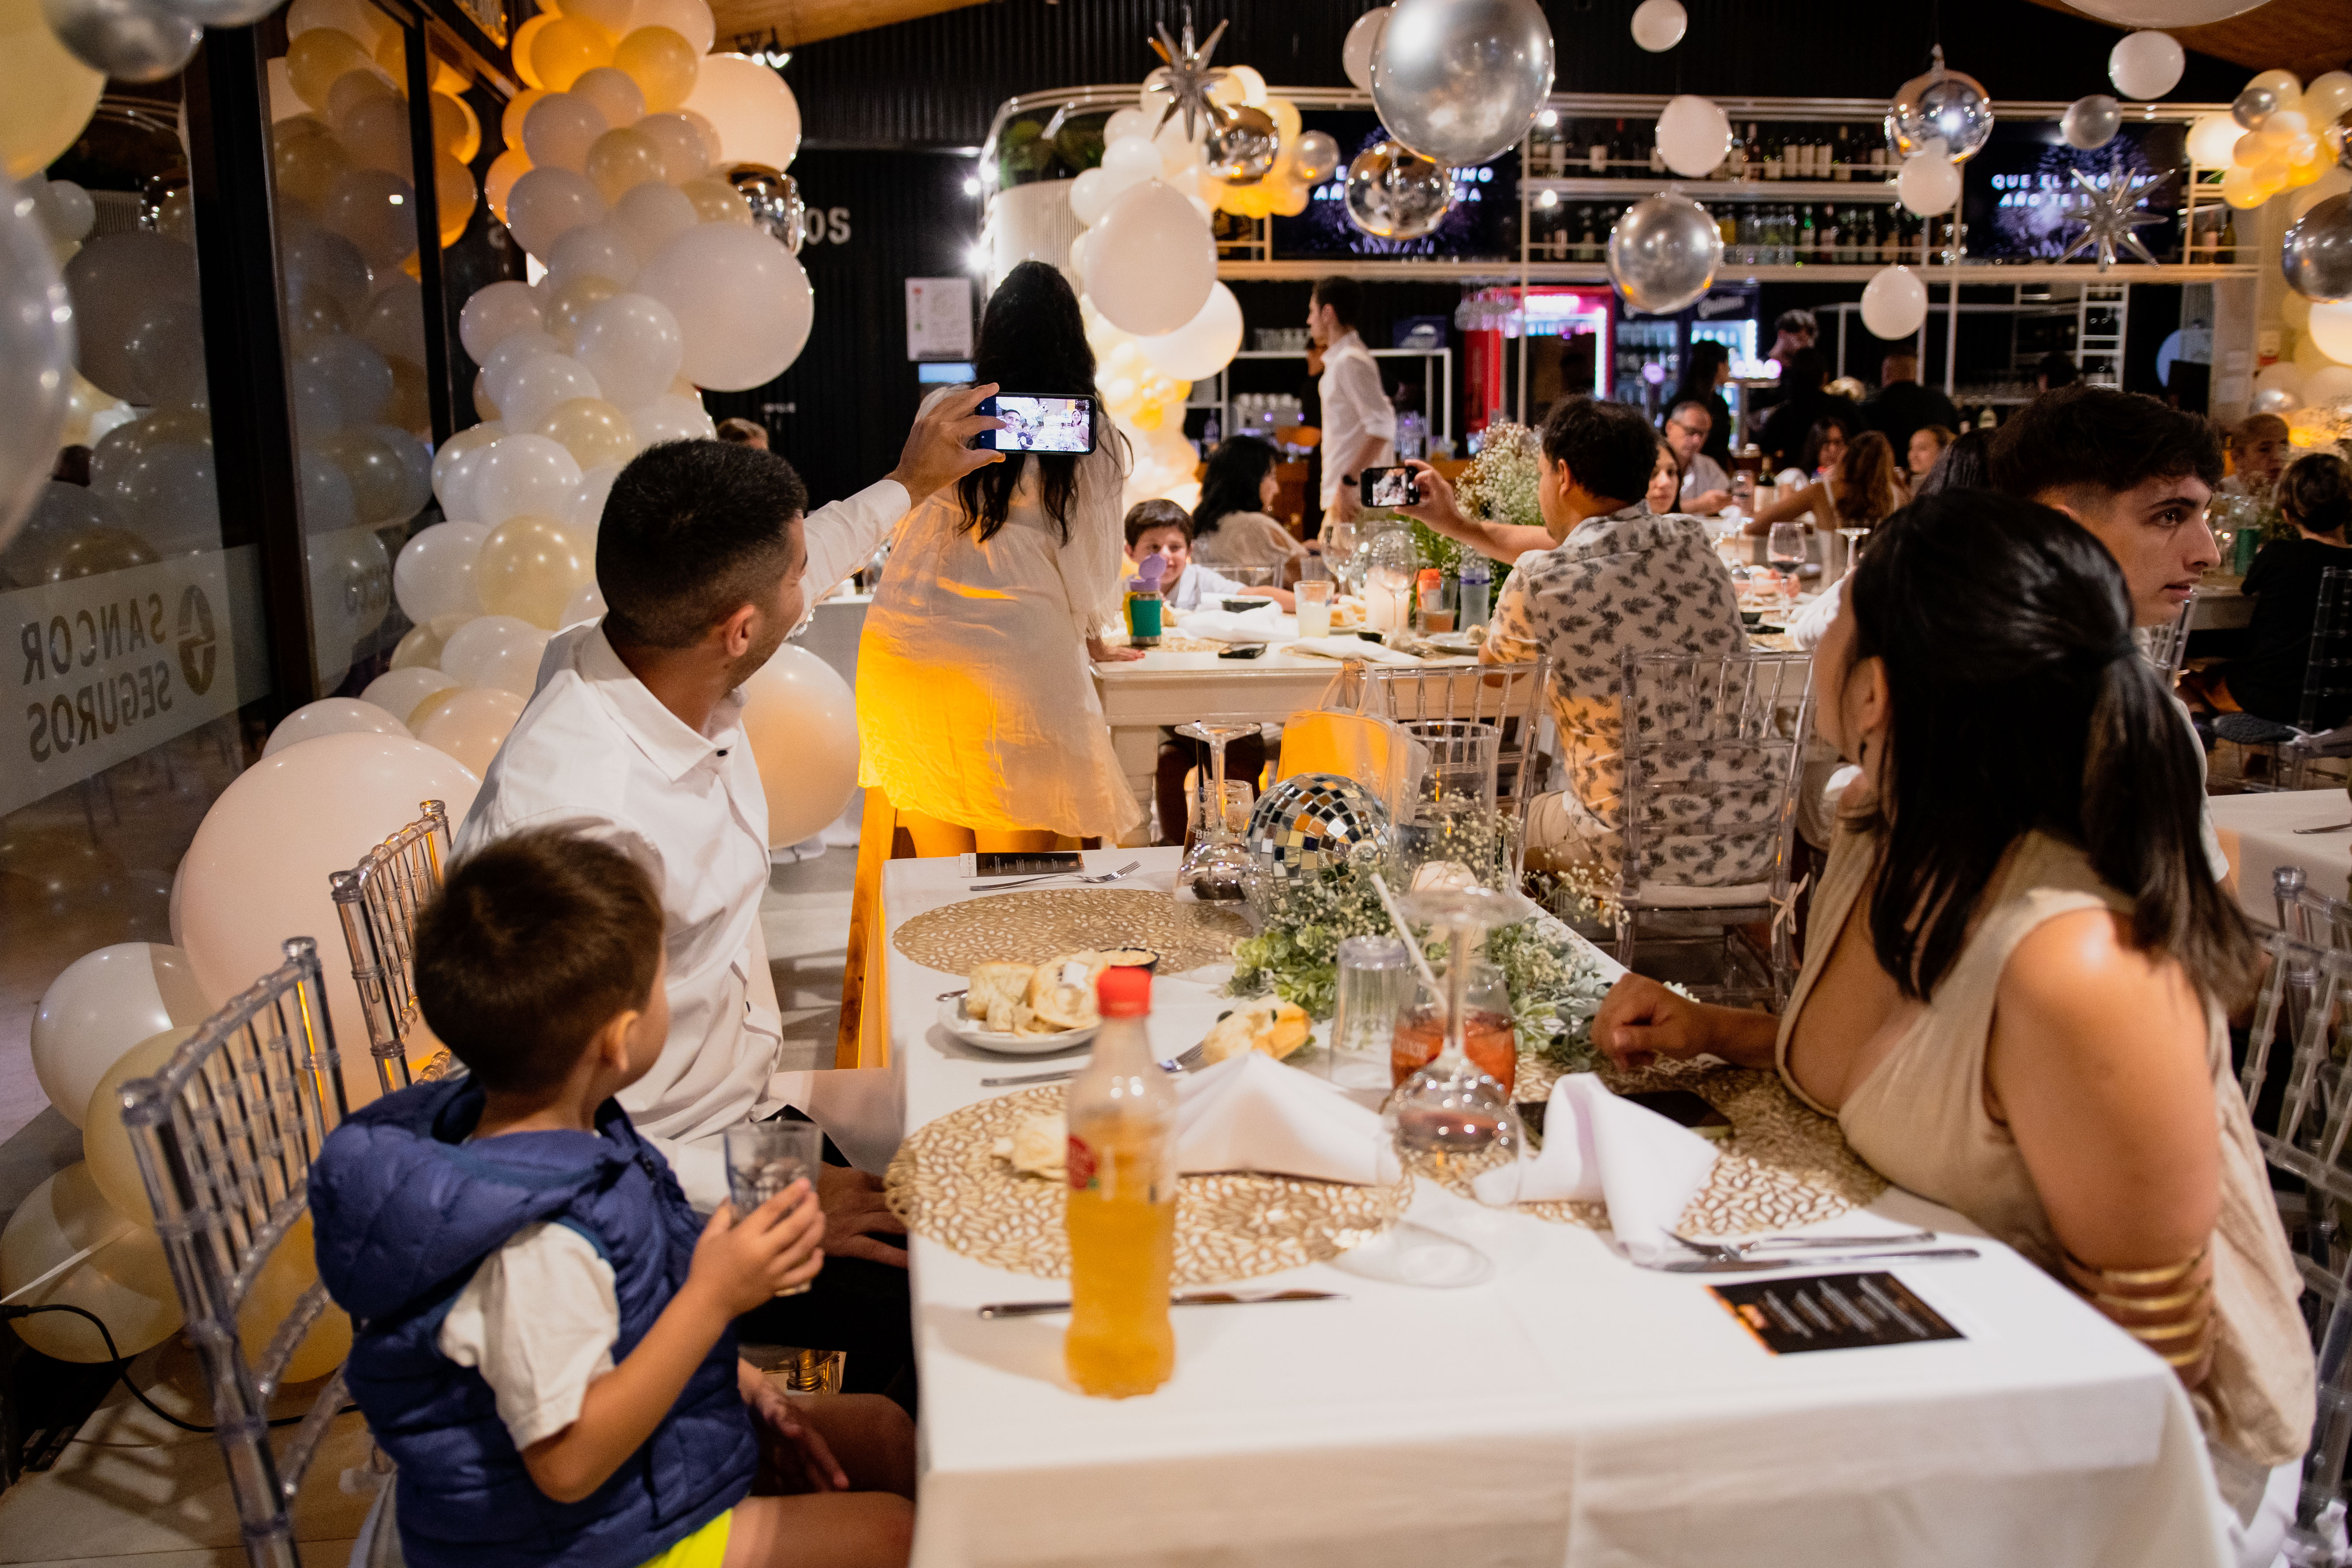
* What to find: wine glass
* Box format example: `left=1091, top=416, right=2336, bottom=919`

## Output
left=1766, top=522, right=1807, bottom=615
left=1174, top=721, right=1259, bottom=901
left=1835, top=526, right=1867, bottom=582
left=1381, top=884, right=1536, bottom=1208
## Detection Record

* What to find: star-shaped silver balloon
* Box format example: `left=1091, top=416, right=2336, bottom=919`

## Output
left=1146, top=11, right=1231, bottom=142
left=2056, top=157, right=2169, bottom=271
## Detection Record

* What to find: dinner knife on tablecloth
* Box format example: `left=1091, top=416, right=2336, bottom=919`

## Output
left=977, top=1290, right=1345, bottom=1319
left=1647, top=1246, right=1981, bottom=1274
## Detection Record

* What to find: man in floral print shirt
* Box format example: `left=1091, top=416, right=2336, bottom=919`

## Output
left=1399, top=396, right=1754, bottom=883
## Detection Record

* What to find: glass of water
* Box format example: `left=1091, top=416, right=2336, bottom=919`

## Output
left=723, top=1121, right=824, bottom=1295
left=1328, top=935, right=1414, bottom=1094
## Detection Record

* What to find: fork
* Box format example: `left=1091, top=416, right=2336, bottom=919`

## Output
left=969, top=859, right=1143, bottom=893
left=2292, top=822, right=2352, bottom=834
left=1668, top=1226, right=1940, bottom=1263
left=980, top=1041, right=1208, bottom=1088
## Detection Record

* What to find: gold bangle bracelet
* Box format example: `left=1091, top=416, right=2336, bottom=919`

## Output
left=2085, top=1281, right=2213, bottom=1316
left=2123, top=1311, right=2213, bottom=1345
left=2062, top=1245, right=2209, bottom=1289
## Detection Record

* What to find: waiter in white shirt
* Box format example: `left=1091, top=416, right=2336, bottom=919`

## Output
left=454, top=388, right=1000, bottom=1397
left=1308, top=276, right=1397, bottom=527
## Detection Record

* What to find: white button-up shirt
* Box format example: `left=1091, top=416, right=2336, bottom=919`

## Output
left=453, top=478, right=907, bottom=1210
left=1317, top=330, right=1397, bottom=508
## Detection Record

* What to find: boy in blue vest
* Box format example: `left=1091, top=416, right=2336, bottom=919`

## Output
left=311, top=828, right=915, bottom=1568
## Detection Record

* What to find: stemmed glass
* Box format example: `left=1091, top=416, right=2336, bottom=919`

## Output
left=1174, top=720, right=1258, bottom=901
left=1766, top=522, right=1808, bottom=616
left=1382, top=883, right=1536, bottom=1207
left=1836, top=526, right=1868, bottom=582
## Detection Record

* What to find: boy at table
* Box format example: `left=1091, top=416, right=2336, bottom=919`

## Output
left=311, top=830, right=916, bottom=1568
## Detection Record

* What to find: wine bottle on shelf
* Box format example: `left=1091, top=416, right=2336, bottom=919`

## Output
left=1717, top=204, right=1737, bottom=248
left=1819, top=204, right=1840, bottom=263
left=1578, top=206, right=1599, bottom=263
left=1833, top=126, right=1851, bottom=182
left=1795, top=205, right=1815, bottom=266
left=1648, top=131, right=1665, bottom=175
left=1586, top=122, right=1609, bottom=176
left=1741, top=124, right=1761, bottom=182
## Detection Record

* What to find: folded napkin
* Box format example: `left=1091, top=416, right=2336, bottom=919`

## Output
left=1176, top=1052, right=1401, bottom=1186
left=1284, top=635, right=1422, bottom=665
left=1173, top=605, right=1293, bottom=644
left=1476, top=1073, right=1719, bottom=1261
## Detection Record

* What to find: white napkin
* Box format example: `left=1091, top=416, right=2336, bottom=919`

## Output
left=1476, top=1073, right=1719, bottom=1261
left=1175, top=1052, right=1401, bottom=1185
left=1284, top=635, right=1422, bottom=664
left=1173, top=604, right=1292, bottom=644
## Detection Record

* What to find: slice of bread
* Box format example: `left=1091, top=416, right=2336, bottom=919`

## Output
left=1199, top=997, right=1313, bottom=1064
left=967, top=961, right=1036, bottom=1034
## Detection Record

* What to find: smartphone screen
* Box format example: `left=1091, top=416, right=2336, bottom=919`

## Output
left=1360, top=465, right=1416, bottom=508
left=1622, top=1089, right=1734, bottom=1140
left=980, top=395, right=1098, bottom=454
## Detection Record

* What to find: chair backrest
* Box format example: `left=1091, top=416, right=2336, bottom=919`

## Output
left=2297, top=566, right=2352, bottom=736
left=1617, top=650, right=1814, bottom=894
left=120, top=937, right=352, bottom=1568
left=2136, top=593, right=2195, bottom=682
left=2275, top=865, right=2352, bottom=957
left=1361, top=657, right=1556, bottom=814
left=330, top=800, right=453, bottom=1096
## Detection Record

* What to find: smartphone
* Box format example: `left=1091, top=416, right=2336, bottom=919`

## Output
left=1359, top=464, right=1417, bottom=508
left=977, top=394, right=1098, bottom=454
left=1623, top=1089, right=1735, bottom=1141
left=1217, top=643, right=1267, bottom=659
left=960, top=851, right=1085, bottom=877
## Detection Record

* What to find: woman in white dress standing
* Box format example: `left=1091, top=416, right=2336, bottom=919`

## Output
left=857, top=261, right=1145, bottom=853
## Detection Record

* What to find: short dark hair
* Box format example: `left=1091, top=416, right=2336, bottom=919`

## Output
left=1915, top=427, right=1993, bottom=495
left=1775, top=308, right=1818, bottom=340
left=2282, top=452, right=2352, bottom=538
left=1124, top=498, right=1192, bottom=551
left=1881, top=350, right=1919, bottom=374
left=415, top=829, right=665, bottom=1096
left=598, top=440, right=808, bottom=649
left=1537, top=395, right=1655, bottom=505
left=2037, top=351, right=2080, bottom=388
left=1311, top=276, right=1361, bottom=330
left=1989, top=385, right=2223, bottom=507
left=714, top=418, right=768, bottom=446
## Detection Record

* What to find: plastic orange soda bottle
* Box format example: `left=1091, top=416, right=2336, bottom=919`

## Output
left=1063, top=965, right=1178, bottom=1397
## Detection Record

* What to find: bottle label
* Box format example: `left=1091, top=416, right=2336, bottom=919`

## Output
left=1067, top=1134, right=1100, bottom=1192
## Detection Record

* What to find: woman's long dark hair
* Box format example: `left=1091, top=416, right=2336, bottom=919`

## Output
left=1668, top=339, right=1729, bottom=406
left=1914, top=427, right=1993, bottom=495
left=1843, top=491, right=2257, bottom=1005
left=1798, top=410, right=1859, bottom=473
left=956, top=260, right=1103, bottom=544
left=1193, top=436, right=1277, bottom=538
left=1834, top=430, right=1900, bottom=528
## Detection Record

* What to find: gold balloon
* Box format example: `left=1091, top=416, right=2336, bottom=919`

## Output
left=1266, top=95, right=1302, bottom=145
left=287, top=29, right=374, bottom=110
left=0, top=1165, right=183, bottom=1362
left=39, top=528, right=161, bottom=582
left=485, top=147, right=530, bottom=224
left=680, top=177, right=752, bottom=225
left=274, top=122, right=353, bottom=206
left=391, top=610, right=471, bottom=670
left=0, top=0, right=105, bottom=181
left=430, top=90, right=482, bottom=162
left=585, top=126, right=664, bottom=202
left=59, top=370, right=117, bottom=446
left=612, top=26, right=698, bottom=113
left=406, top=683, right=467, bottom=729
left=385, top=355, right=432, bottom=435
left=478, top=513, right=594, bottom=627
left=81, top=1027, right=192, bottom=1229
left=545, top=273, right=619, bottom=349
left=532, top=16, right=614, bottom=93
left=320, top=426, right=416, bottom=524
left=536, top=396, right=635, bottom=468
left=501, top=86, right=545, bottom=149
left=436, top=151, right=477, bottom=246
left=238, top=1214, right=353, bottom=1386
left=509, top=14, right=553, bottom=89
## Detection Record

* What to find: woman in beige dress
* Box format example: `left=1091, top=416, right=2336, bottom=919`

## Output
left=1593, top=491, right=2312, bottom=1564
left=1190, top=435, right=1308, bottom=579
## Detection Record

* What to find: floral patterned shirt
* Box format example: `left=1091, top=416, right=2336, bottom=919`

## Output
left=1486, top=505, right=1766, bottom=884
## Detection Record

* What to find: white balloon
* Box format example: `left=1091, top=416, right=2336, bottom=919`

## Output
left=523, top=92, right=611, bottom=173
left=2109, top=30, right=2185, bottom=101
left=1100, top=134, right=1162, bottom=189
left=2255, top=361, right=2305, bottom=401
left=563, top=578, right=609, bottom=626
left=500, top=355, right=602, bottom=428
left=1103, top=107, right=1148, bottom=144
left=682, top=53, right=800, bottom=169
left=431, top=423, right=503, bottom=517
left=31, top=945, right=209, bottom=1129
left=1654, top=94, right=1730, bottom=178
left=1069, top=225, right=1096, bottom=277
left=1897, top=149, right=1962, bottom=216
left=2072, top=0, right=2259, bottom=26
left=361, top=665, right=460, bottom=726
left=470, top=433, right=583, bottom=524
left=1083, top=181, right=1215, bottom=337
left=1136, top=282, right=1243, bottom=380
left=2187, top=112, right=2240, bottom=168
left=632, top=393, right=713, bottom=444
left=547, top=221, right=640, bottom=288
left=36, top=179, right=96, bottom=243
left=571, top=67, right=646, bottom=132
left=459, top=280, right=545, bottom=362
left=1860, top=265, right=1930, bottom=340
left=2315, top=302, right=2352, bottom=367
left=1629, top=0, right=1685, bottom=51
left=393, top=520, right=489, bottom=622
left=441, top=615, right=553, bottom=696
left=505, top=167, right=607, bottom=261
left=1068, top=166, right=1120, bottom=228
left=2305, top=365, right=2352, bottom=407
left=263, top=697, right=411, bottom=757
left=739, top=642, right=858, bottom=848
left=611, top=181, right=698, bottom=265
left=635, top=112, right=712, bottom=185
left=628, top=0, right=715, bottom=55
left=569, top=463, right=621, bottom=530
left=573, top=292, right=686, bottom=409
left=2290, top=168, right=2352, bottom=223
left=483, top=332, right=566, bottom=409
left=634, top=225, right=813, bottom=391
left=1342, top=5, right=1390, bottom=92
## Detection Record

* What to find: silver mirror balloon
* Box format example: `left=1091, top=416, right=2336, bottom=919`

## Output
left=2282, top=195, right=2352, bottom=303
left=41, top=0, right=200, bottom=82
left=0, top=182, right=76, bottom=554
left=2062, top=95, right=2122, bottom=151
left=1370, top=0, right=1555, bottom=168
left=1205, top=105, right=1281, bottom=185
left=1890, top=46, right=1995, bottom=163
left=728, top=163, right=807, bottom=253
left=1607, top=194, right=1722, bottom=316
left=2232, top=85, right=2280, bottom=131
left=1291, top=130, right=1343, bottom=186
left=1344, top=141, right=1452, bottom=240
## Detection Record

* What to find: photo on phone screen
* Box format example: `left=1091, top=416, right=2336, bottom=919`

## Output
left=980, top=395, right=1097, bottom=455
left=1361, top=465, right=1416, bottom=508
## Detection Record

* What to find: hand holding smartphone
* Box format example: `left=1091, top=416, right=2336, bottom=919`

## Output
left=976, top=394, right=1098, bottom=454
left=1359, top=465, right=1419, bottom=509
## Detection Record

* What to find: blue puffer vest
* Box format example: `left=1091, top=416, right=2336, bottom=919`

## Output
left=309, top=1077, right=756, bottom=1568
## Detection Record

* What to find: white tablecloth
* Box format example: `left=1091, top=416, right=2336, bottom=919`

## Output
left=885, top=849, right=2228, bottom=1568
left=2209, top=789, right=2352, bottom=924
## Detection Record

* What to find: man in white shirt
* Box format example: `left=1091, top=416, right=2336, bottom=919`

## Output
left=1308, top=276, right=1396, bottom=526
left=1663, top=399, right=1731, bottom=514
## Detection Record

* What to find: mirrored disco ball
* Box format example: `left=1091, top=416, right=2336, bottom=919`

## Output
left=1247, top=772, right=1392, bottom=882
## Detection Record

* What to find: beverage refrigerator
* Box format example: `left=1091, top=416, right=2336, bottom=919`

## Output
left=1459, top=284, right=1763, bottom=438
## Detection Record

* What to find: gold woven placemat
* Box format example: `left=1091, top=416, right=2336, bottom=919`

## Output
left=892, top=889, right=1252, bottom=977
left=885, top=1085, right=1407, bottom=1285
left=1508, top=1053, right=1887, bottom=1236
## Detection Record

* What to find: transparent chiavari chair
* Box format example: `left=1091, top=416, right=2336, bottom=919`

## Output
left=1361, top=656, right=1556, bottom=825
left=329, top=800, right=456, bottom=1095
left=120, top=937, right=354, bottom=1568
left=2135, top=593, right=2195, bottom=683
left=1613, top=650, right=1815, bottom=1006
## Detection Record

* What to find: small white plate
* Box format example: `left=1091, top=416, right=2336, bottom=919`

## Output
left=936, top=995, right=1100, bottom=1056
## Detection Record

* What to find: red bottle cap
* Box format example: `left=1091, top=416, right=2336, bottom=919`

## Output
left=1416, top=568, right=1442, bottom=588
left=1096, top=966, right=1152, bottom=1017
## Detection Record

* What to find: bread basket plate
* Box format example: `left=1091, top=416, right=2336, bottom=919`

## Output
left=936, top=995, right=1100, bottom=1056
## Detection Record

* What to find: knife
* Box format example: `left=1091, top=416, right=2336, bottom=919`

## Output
left=1649, top=1246, right=1980, bottom=1274
left=976, top=1289, right=1345, bottom=1319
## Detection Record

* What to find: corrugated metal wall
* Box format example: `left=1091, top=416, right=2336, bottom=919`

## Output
left=783, top=0, right=2249, bottom=150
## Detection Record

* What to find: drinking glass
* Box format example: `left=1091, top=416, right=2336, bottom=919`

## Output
left=1174, top=720, right=1259, bottom=901
left=1185, top=775, right=1253, bottom=855
left=1295, top=578, right=1334, bottom=638
left=1766, top=523, right=1807, bottom=613
left=1390, top=961, right=1515, bottom=1095
left=1381, top=884, right=1536, bottom=1208
left=1322, top=518, right=1363, bottom=593
left=1330, top=935, right=1413, bottom=1093
left=1219, top=564, right=1281, bottom=598
left=1836, top=526, right=1867, bottom=582
left=723, top=1121, right=824, bottom=1295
